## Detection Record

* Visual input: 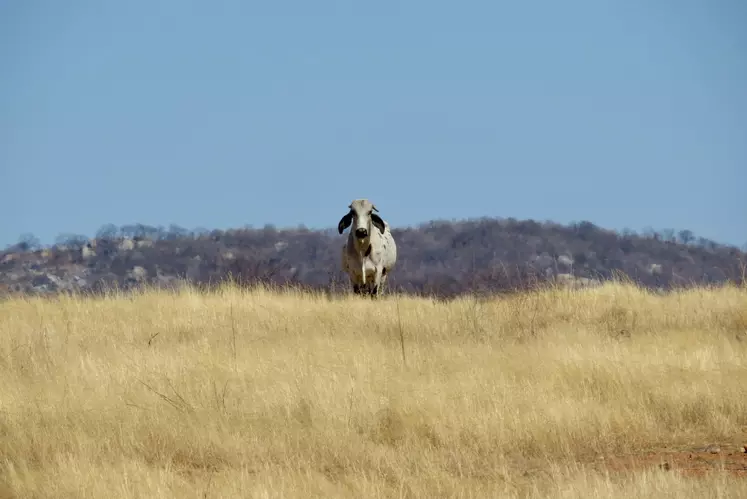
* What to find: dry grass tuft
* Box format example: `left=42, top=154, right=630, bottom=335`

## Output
left=1, top=280, right=746, bottom=498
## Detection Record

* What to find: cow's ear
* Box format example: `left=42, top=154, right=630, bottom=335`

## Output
left=371, top=214, right=386, bottom=234
left=338, top=211, right=353, bottom=234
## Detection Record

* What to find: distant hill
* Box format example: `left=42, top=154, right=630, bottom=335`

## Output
left=2, top=219, right=744, bottom=298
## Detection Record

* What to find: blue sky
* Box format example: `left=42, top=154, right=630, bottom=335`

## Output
left=2, top=0, right=745, bottom=248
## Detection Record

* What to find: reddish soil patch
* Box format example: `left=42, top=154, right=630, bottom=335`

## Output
left=591, top=445, right=747, bottom=477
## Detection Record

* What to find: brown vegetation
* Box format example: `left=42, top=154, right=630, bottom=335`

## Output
left=1, top=280, right=746, bottom=497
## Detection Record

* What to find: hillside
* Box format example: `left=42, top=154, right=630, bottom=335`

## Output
left=2, top=218, right=745, bottom=297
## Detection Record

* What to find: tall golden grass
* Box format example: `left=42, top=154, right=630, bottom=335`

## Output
left=1, top=280, right=746, bottom=498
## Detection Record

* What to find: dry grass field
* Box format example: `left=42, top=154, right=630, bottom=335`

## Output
left=1, top=279, right=747, bottom=498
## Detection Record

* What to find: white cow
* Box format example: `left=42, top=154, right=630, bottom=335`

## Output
left=337, top=199, right=397, bottom=297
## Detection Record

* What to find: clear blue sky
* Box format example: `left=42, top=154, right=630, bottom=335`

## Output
left=2, top=0, right=745, bottom=248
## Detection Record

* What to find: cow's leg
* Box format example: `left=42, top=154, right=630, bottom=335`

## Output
left=370, top=269, right=383, bottom=298
left=351, top=274, right=363, bottom=295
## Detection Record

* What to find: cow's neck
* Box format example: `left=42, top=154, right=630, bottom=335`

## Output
left=354, top=237, right=371, bottom=256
